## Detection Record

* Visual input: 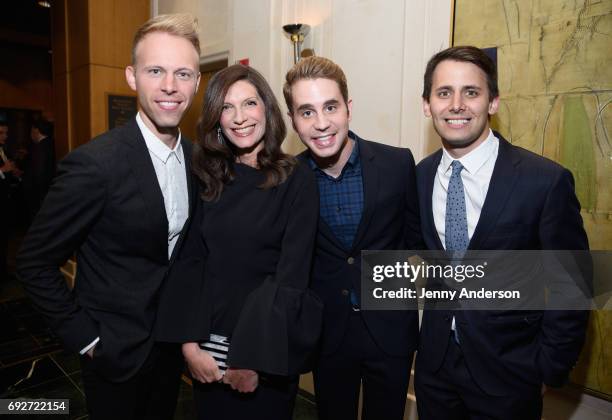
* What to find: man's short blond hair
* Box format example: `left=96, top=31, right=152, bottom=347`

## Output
left=132, top=13, right=200, bottom=64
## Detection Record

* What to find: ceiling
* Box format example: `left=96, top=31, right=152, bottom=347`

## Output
left=0, top=1, right=51, bottom=49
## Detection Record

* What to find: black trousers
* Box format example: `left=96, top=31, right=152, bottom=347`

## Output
left=415, top=336, right=542, bottom=420
left=0, top=189, right=15, bottom=282
left=80, top=343, right=184, bottom=420
left=193, top=374, right=299, bottom=420
left=313, top=311, right=413, bottom=420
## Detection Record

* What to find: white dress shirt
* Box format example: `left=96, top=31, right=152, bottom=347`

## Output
left=136, top=113, right=189, bottom=259
left=80, top=114, right=189, bottom=355
left=432, top=129, right=499, bottom=331
left=0, top=147, right=8, bottom=179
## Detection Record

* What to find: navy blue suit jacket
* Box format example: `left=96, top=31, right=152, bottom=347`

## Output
left=416, top=132, right=589, bottom=396
left=300, top=132, right=422, bottom=357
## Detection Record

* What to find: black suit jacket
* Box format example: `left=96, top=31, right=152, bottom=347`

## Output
left=416, top=132, right=589, bottom=396
left=1, top=145, right=19, bottom=240
left=0, top=146, right=20, bottom=195
left=299, top=132, right=422, bottom=357
left=22, top=135, right=56, bottom=213
left=17, top=118, right=195, bottom=382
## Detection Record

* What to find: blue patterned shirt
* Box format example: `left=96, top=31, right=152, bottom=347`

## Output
left=308, top=135, right=364, bottom=250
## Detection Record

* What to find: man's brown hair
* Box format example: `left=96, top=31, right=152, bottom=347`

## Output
left=283, top=56, right=349, bottom=113
left=422, top=46, right=499, bottom=101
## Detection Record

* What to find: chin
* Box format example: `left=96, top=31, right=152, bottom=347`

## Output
left=232, top=138, right=262, bottom=152
left=309, top=147, right=337, bottom=159
left=153, top=117, right=182, bottom=128
left=446, top=136, right=473, bottom=146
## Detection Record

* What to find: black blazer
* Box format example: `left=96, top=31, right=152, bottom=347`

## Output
left=17, top=118, right=196, bottom=382
left=23, top=136, right=56, bottom=199
left=299, top=132, right=422, bottom=357
left=0, top=146, right=19, bottom=198
left=416, top=132, right=590, bottom=396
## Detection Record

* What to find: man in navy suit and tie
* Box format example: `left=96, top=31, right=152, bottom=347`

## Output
left=414, top=46, right=590, bottom=419
left=283, top=56, right=422, bottom=420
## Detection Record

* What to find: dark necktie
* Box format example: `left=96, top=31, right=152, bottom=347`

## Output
left=445, top=160, right=468, bottom=251
left=445, top=160, right=468, bottom=344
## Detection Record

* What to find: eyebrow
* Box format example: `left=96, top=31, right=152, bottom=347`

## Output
left=223, top=96, right=258, bottom=106
left=296, top=99, right=340, bottom=112
left=141, top=65, right=195, bottom=72
left=296, top=103, right=314, bottom=112
left=435, top=85, right=482, bottom=91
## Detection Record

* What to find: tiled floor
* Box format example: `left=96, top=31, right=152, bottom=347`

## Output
left=0, top=293, right=89, bottom=419
left=0, top=292, right=318, bottom=420
left=2, top=282, right=611, bottom=420
left=0, top=230, right=318, bottom=420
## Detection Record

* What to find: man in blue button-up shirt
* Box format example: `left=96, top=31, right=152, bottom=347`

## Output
left=284, top=57, right=422, bottom=420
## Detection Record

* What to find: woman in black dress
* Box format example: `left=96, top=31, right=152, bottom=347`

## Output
left=159, top=64, right=322, bottom=419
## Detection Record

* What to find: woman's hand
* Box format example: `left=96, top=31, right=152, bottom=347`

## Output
left=223, top=368, right=258, bottom=393
left=182, top=342, right=223, bottom=383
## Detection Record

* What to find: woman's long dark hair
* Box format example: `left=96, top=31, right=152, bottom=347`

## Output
left=193, top=64, right=296, bottom=201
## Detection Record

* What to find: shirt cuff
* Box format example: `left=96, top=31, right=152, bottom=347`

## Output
left=80, top=337, right=100, bottom=355
left=0, top=170, right=5, bottom=180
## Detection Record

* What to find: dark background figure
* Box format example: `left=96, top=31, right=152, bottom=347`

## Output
left=22, top=118, right=55, bottom=223
left=0, top=121, right=23, bottom=283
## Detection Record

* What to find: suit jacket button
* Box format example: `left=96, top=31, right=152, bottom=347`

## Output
left=444, top=315, right=450, bottom=321
left=347, top=257, right=355, bottom=265
left=341, top=289, right=350, bottom=296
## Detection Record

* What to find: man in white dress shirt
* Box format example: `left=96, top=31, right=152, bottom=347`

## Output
left=414, top=46, right=589, bottom=420
left=17, top=14, right=201, bottom=420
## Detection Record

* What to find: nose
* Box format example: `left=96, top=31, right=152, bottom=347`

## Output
left=450, top=95, right=465, bottom=113
left=314, top=113, right=330, bottom=131
left=161, top=73, right=177, bottom=94
left=232, top=107, right=247, bottom=125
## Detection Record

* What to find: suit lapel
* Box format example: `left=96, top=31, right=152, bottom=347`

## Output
left=182, top=138, right=196, bottom=212
left=120, top=119, right=168, bottom=247
left=169, top=138, right=198, bottom=264
left=350, top=138, right=379, bottom=253
left=468, top=134, right=520, bottom=249
left=424, top=150, right=444, bottom=250
left=316, top=218, right=344, bottom=249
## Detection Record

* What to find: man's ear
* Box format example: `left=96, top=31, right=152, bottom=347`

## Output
left=195, top=72, right=201, bottom=94
left=287, top=111, right=298, bottom=131
left=488, top=96, right=500, bottom=116
left=422, top=98, right=432, bottom=118
left=346, top=99, right=353, bottom=122
left=125, top=66, right=137, bottom=91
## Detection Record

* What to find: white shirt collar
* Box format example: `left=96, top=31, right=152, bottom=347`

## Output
left=441, top=129, right=497, bottom=175
left=136, top=112, right=183, bottom=164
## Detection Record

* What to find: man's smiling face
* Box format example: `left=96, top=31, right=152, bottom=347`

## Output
left=423, top=59, right=499, bottom=157
left=125, top=31, right=200, bottom=139
left=289, top=78, right=352, bottom=160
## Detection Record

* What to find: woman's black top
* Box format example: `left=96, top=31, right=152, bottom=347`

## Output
left=156, top=161, right=322, bottom=376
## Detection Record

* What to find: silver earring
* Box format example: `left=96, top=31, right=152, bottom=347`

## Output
left=217, top=127, right=224, bottom=144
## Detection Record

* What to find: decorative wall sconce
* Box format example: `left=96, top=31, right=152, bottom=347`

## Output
left=283, top=23, right=310, bottom=64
